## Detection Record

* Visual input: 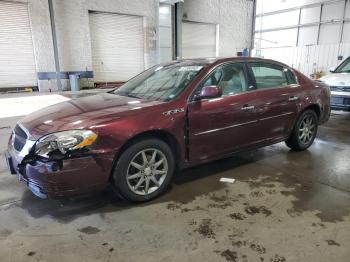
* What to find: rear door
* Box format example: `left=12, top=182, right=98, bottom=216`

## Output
left=187, top=62, right=259, bottom=161
left=247, top=62, right=300, bottom=141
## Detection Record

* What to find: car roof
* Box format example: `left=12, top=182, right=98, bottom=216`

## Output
left=163, top=57, right=290, bottom=68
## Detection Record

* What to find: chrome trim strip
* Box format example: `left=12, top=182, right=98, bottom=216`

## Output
left=259, top=112, right=294, bottom=121
left=194, top=120, right=257, bottom=136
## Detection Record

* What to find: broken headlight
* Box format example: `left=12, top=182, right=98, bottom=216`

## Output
left=35, top=130, right=97, bottom=157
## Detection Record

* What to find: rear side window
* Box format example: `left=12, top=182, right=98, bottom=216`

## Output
left=285, top=69, right=297, bottom=84
left=250, top=62, right=290, bottom=89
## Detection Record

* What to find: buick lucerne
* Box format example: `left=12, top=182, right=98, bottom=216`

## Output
left=6, top=57, right=331, bottom=202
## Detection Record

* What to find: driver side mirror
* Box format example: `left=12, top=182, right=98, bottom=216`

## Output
left=194, top=85, right=222, bottom=101
left=329, top=67, right=335, bottom=73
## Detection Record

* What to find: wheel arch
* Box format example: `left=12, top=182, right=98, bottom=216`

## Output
left=300, top=103, right=321, bottom=120
left=288, top=103, right=321, bottom=138
left=109, top=130, right=182, bottom=179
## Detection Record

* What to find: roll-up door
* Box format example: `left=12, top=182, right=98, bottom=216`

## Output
left=89, top=12, right=145, bottom=82
left=182, top=21, right=217, bottom=59
left=0, top=1, right=37, bottom=88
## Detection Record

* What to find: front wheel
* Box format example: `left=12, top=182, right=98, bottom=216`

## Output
left=112, top=138, right=175, bottom=203
left=285, top=110, right=318, bottom=151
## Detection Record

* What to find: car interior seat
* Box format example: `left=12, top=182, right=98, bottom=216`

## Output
left=220, top=67, right=247, bottom=96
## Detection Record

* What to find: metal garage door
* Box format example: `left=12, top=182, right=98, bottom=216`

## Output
left=0, top=1, right=37, bottom=88
left=182, top=21, right=217, bottom=59
left=89, top=12, right=145, bottom=82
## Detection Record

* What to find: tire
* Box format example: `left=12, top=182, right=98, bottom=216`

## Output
left=285, top=109, right=318, bottom=151
left=112, top=138, right=175, bottom=203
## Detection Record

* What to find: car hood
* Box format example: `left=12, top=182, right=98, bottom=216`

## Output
left=19, top=93, right=164, bottom=140
left=320, top=73, right=350, bottom=86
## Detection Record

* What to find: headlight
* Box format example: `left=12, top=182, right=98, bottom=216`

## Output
left=35, top=130, right=97, bottom=157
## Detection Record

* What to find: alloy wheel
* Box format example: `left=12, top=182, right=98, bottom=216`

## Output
left=298, top=115, right=316, bottom=144
left=126, top=148, right=168, bottom=196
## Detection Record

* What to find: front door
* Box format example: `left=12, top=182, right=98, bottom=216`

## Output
left=187, top=62, right=258, bottom=161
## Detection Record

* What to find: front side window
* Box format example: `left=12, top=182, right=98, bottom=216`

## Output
left=335, top=57, right=350, bottom=73
left=199, top=63, right=249, bottom=96
left=113, top=63, right=204, bottom=101
left=250, top=63, right=290, bottom=89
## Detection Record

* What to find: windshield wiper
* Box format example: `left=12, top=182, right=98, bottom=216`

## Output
left=112, top=92, right=142, bottom=99
left=126, top=94, right=143, bottom=99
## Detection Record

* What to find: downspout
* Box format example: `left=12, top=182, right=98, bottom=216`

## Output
left=48, top=0, right=62, bottom=91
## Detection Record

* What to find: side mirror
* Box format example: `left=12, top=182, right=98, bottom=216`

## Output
left=194, top=85, right=222, bottom=101
left=329, top=67, right=335, bottom=73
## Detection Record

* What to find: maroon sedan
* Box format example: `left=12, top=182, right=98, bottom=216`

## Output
left=6, top=57, right=330, bottom=202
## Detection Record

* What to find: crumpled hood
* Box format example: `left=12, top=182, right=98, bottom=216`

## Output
left=320, top=73, right=350, bottom=86
left=19, top=93, right=163, bottom=140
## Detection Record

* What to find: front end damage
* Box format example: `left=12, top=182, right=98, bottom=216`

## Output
left=6, top=127, right=113, bottom=199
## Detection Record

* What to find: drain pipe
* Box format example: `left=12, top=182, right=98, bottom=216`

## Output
left=48, top=0, right=62, bottom=91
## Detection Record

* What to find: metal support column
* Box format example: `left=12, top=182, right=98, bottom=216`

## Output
left=296, top=8, right=302, bottom=46
left=339, top=0, right=348, bottom=43
left=250, top=0, right=257, bottom=53
left=174, top=2, right=183, bottom=59
left=316, top=3, right=323, bottom=45
left=48, top=0, right=62, bottom=91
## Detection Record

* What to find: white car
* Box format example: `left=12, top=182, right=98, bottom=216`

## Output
left=320, top=56, right=350, bottom=110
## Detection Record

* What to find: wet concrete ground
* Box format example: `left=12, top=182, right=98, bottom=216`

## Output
left=0, top=91, right=350, bottom=261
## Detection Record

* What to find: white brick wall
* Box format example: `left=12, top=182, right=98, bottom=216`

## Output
left=183, top=0, right=254, bottom=57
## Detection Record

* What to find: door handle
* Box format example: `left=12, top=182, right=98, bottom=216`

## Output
left=288, top=96, right=299, bottom=101
left=241, top=104, right=255, bottom=111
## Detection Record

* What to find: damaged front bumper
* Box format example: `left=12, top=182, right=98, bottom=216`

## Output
left=6, top=140, right=113, bottom=199
left=6, top=151, right=48, bottom=199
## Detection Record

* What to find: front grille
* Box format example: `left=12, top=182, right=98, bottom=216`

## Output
left=13, top=124, right=28, bottom=152
left=329, top=86, right=350, bottom=92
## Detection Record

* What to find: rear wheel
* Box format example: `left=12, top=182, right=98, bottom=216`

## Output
left=112, top=138, right=175, bottom=203
left=285, top=110, right=318, bottom=151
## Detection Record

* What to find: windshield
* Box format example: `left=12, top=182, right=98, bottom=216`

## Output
left=335, top=57, right=350, bottom=73
left=112, top=63, right=204, bottom=101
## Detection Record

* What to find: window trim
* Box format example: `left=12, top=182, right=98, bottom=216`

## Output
left=247, top=62, right=299, bottom=91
